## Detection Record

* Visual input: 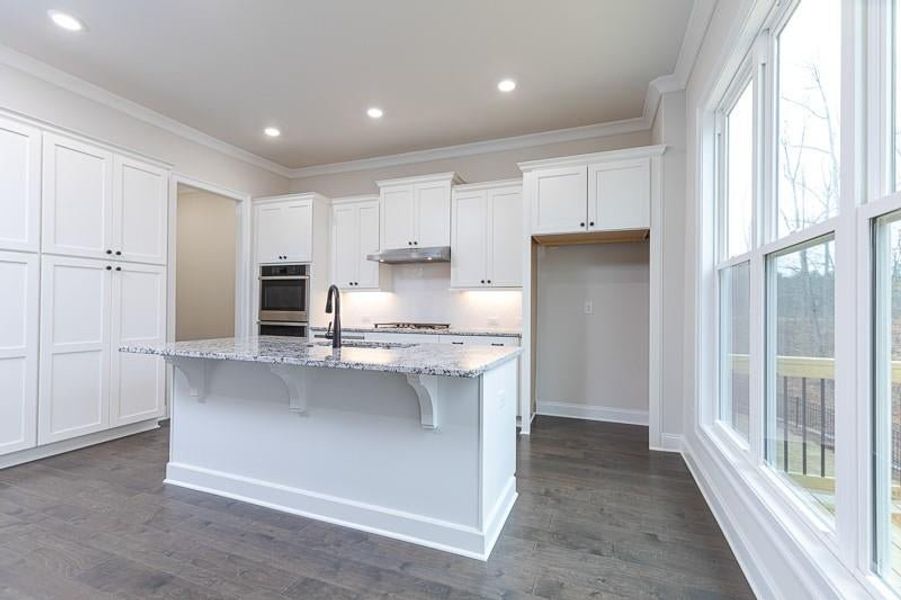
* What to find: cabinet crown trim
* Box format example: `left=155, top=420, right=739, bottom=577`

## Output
left=376, top=171, right=463, bottom=188
left=453, top=178, right=522, bottom=192
left=253, top=192, right=329, bottom=204
left=331, top=194, right=379, bottom=205
left=517, top=144, right=666, bottom=173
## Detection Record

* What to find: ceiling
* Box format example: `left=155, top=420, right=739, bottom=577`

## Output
left=0, top=1, right=694, bottom=170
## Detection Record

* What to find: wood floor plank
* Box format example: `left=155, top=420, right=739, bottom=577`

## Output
left=0, top=417, right=754, bottom=599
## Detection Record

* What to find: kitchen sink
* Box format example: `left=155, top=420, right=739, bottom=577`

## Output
left=312, top=340, right=417, bottom=350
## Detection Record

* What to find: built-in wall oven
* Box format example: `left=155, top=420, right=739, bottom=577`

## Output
left=258, top=264, right=309, bottom=337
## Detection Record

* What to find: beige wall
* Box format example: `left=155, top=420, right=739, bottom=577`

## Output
left=175, top=187, right=237, bottom=341
left=289, top=130, right=652, bottom=196
left=0, top=62, right=289, bottom=195
left=536, top=242, right=650, bottom=418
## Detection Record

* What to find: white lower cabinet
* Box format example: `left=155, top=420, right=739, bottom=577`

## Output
left=0, top=251, right=39, bottom=456
left=110, top=262, right=166, bottom=427
left=38, top=255, right=165, bottom=445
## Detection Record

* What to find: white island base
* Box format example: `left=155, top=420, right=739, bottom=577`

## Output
left=165, top=356, right=518, bottom=560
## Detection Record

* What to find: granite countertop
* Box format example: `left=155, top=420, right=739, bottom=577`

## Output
left=121, top=336, right=521, bottom=378
left=308, top=326, right=521, bottom=338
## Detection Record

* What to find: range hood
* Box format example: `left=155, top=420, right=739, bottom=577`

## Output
left=366, top=246, right=451, bottom=265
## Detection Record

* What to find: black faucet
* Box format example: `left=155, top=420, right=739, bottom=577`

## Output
left=325, top=284, right=341, bottom=349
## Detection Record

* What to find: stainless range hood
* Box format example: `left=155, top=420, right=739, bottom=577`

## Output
left=366, top=246, right=451, bottom=264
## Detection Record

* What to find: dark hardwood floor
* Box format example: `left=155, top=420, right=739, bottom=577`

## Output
left=0, top=417, right=753, bottom=599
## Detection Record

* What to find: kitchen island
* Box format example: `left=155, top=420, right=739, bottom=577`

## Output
left=121, top=336, right=520, bottom=560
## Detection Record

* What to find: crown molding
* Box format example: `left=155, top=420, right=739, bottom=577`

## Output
left=0, top=44, right=294, bottom=178
left=0, top=0, right=714, bottom=182
left=289, top=117, right=649, bottom=178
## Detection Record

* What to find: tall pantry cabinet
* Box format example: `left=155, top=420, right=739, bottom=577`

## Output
left=0, top=113, right=168, bottom=465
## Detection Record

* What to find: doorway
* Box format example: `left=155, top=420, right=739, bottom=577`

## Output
left=174, top=183, right=239, bottom=340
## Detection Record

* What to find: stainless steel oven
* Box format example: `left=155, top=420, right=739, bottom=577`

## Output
left=258, top=264, right=309, bottom=336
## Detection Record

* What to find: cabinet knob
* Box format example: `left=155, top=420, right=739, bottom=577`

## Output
left=115, top=267, right=122, bottom=272
left=589, top=221, right=595, bottom=227
left=115, top=250, right=122, bottom=256
left=413, top=241, right=418, bottom=245
left=408, top=241, right=412, bottom=246
left=106, top=249, right=112, bottom=255
left=580, top=222, right=585, bottom=227
left=105, top=265, right=112, bottom=270
left=480, top=279, right=485, bottom=284
left=487, top=280, right=492, bottom=284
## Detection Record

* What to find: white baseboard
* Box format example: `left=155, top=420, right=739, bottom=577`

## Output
left=166, top=462, right=516, bottom=561
left=536, top=401, right=649, bottom=426
left=681, top=431, right=871, bottom=599
left=0, top=419, right=160, bottom=469
left=650, top=433, right=683, bottom=453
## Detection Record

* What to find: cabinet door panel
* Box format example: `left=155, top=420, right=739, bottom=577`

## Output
left=42, top=134, right=114, bottom=259
left=39, top=256, right=110, bottom=444
left=255, top=204, right=284, bottom=263
left=331, top=204, right=358, bottom=290
left=415, top=182, right=451, bottom=247
left=488, top=187, right=522, bottom=287
left=0, top=252, right=38, bottom=455
left=380, top=185, right=415, bottom=250
left=283, top=201, right=312, bottom=262
left=530, top=166, right=587, bottom=234
left=356, top=201, right=381, bottom=289
left=588, top=159, right=650, bottom=231
left=0, top=118, right=41, bottom=253
left=114, top=156, right=168, bottom=264
left=110, top=263, right=166, bottom=426
left=451, top=191, right=487, bottom=288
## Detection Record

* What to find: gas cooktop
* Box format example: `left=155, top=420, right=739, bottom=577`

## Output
left=373, top=322, right=451, bottom=331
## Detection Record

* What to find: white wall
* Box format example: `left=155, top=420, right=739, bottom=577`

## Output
left=535, top=243, right=650, bottom=424
left=337, top=264, right=522, bottom=330
left=175, top=187, right=237, bottom=341
left=0, top=61, right=289, bottom=195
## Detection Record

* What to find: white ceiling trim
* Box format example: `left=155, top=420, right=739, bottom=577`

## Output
left=642, top=0, right=717, bottom=127
left=287, top=117, right=648, bottom=178
left=0, top=0, right=714, bottom=181
left=0, top=44, right=294, bottom=178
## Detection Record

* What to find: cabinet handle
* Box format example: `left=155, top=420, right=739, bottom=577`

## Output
left=451, top=341, right=464, bottom=345
left=491, top=343, right=504, bottom=347
left=105, top=265, right=112, bottom=270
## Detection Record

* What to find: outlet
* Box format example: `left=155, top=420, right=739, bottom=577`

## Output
left=584, top=300, right=593, bottom=315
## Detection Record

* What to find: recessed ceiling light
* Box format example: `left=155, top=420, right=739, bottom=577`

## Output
left=48, top=10, right=85, bottom=32
left=263, top=127, right=281, bottom=138
left=497, top=79, right=517, bottom=93
left=367, top=107, right=384, bottom=119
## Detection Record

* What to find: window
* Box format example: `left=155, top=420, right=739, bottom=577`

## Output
left=874, top=211, right=901, bottom=588
left=719, top=262, right=751, bottom=441
left=725, top=81, right=754, bottom=258
left=776, top=0, right=841, bottom=237
left=766, top=236, right=836, bottom=518
left=895, top=1, right=901, bottom=191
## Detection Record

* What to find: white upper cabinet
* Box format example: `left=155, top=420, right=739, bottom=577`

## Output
left=588, top=158, right=650, bottom=231
left=379, top=184, right=415, bottom=251
left=43, top=132, right=169, bottom=263
left=520, top=146, right=664, bottom=236
left=254, top=195, right=322, bottom=264
left=0, top=117, right=41, bottom=253
left=529, top=165, right=587, bottom=234
left=110, top=262, right=166, bottom=427
left=113, top=156, right=169, bottom=264
left=331, top=196, right=383, bottom=291
left=378, top=173, right=459, bottom=250
left=42, top=133, right=114, bottom=259
left=451, top=180, right=522, bottom=289
left=39, top=255, right=112, bottom=444
left=0, top=251, right=39, bottom=456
